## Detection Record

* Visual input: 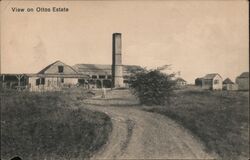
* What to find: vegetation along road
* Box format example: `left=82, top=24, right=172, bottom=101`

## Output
left=83, top=89, right=217, bottom=159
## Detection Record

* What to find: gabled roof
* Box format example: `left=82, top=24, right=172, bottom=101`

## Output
left=38, top=61, right=59, bottom=74
left=223, top=78, right=234, bottom=84
left=176, top=77, right=186, bottom=82
left=73, top=64, right=111, bottom=75
left=203, top=73, right=222, bottom=80
left=73, top=64, right=111, bottom=71
left=38, top=61, right=79, bottom=75
left=72, top=64, right=143, bottom=75
left=195, top=77, right=204, bottom=81
left=238, top=72, right=249, bottom=78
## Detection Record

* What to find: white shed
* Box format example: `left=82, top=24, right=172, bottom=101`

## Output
left=202, top=73, right=223, bottom=90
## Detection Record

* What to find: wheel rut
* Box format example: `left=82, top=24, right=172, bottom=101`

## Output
left=82, top=90, right=216, bottom=159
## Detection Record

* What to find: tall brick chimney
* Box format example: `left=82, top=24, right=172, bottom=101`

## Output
left=112, top=33, right=124, bottom=88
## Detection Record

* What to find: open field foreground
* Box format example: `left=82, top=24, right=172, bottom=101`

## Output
left=143, top=87, right=249, bottom=160
left=1, top=88, right=248, bottom=160
left=0, top=89, right=112, bottom=160
left=83, top=89, right=217, bottom=159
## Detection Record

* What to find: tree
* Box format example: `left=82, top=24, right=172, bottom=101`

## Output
left=129, top=66, right=176, bottom=106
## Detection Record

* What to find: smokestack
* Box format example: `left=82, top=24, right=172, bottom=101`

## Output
left=112, top=33, right=124, bottom=88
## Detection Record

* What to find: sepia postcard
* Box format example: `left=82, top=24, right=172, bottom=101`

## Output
left=0, top=0, right=249, bottom=160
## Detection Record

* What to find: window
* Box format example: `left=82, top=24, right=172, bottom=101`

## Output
left=36, top=78, right=40, bottom=86
left=58, top=66, right=64, bottom=73
left=92, top=75, right=97, bottom=79
left=36, top=78, right=45, bottom=85
left=214, top=80, right=219, bottom=84
left=78, top=79, right=85, bottom=84
left=41, top=78, right=45, bottom=85
left=61, top=78, right=64, bottom=83
left=89, top=79, right=95, bottom=84
left=99, top=75, right=106, bottom=79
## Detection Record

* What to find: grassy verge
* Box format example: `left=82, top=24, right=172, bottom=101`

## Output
left=143, top=88, right=249, bottom=159
left=1, top=89, right=112, bottom=160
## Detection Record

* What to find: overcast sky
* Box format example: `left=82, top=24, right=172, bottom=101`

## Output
left=1, top=0, right=249, bottom=83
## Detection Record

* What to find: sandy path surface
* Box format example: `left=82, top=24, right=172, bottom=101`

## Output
left=83, top=90, right=215, bottom=159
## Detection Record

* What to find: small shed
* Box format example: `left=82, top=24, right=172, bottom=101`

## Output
left=223, top=78, right=238, bottom=90
left=202, top=73, right=223, bottom=90
left=195, top=78, right=203, bottom=86
left=175, top=77, right=187, bottom=88
left=236, top=72, right=249, bottom=91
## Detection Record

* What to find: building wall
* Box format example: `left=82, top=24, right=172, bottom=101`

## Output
left=29, top=77, right=44, bottom=92
left=212, top=75, right=222, bottom=90
left=29, top=77, right=78, bottom=92
left=63, top=78, right=78, bottom=85
left=176, top=81, right=187, bottom=88
left=236, top=78, right=249, bottom=90
left=223, top=84, right=238, bottom=90
left=202, top=79, right=212, bottom=89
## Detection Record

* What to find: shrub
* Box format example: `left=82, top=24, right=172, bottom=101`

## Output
left=129, top=69, right=175, bottom=105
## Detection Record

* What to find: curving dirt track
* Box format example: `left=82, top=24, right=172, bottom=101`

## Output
left=83, top=90, right=216, bottom=159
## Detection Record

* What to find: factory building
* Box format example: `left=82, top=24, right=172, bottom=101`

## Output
left=0, top=33, right=142, bottom=91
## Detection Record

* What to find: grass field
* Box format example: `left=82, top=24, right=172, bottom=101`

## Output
left=1, top=88, right=112, bottom=160
left=143, top=86, right=249, bottom=159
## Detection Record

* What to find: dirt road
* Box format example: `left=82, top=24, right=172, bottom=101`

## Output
left=83, top=90, right=216, bottom=159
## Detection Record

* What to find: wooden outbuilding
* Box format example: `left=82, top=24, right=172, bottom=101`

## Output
left=175, top=77, right=187, bottom=88
left=202, top=73, right=223, bottom=90
left=223, top=78, right=238, bottom=90
left=236, top=72, right=249, bottom=91
left=195, top=78, right=203, bottom=86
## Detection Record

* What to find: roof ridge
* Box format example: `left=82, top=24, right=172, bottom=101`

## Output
left=38, top=60, right=78, bottom=74
left=203, top=73, right=222, bottom=79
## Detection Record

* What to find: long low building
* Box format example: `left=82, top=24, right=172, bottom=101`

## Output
left=1, top=33, right=145, bottom=91
left=73, top=63, right=143, bottom=88
left=0, top=60, right=143, bottom=91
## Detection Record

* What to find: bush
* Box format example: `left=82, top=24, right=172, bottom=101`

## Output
left=129, top=69, right=175, bottom=105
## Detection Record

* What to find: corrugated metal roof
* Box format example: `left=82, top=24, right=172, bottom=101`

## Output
left=36, top=61, right=143, bottom=77
left=73, top=64, right=111, bottom=75
left=73, top=64, right=143, bottom=75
